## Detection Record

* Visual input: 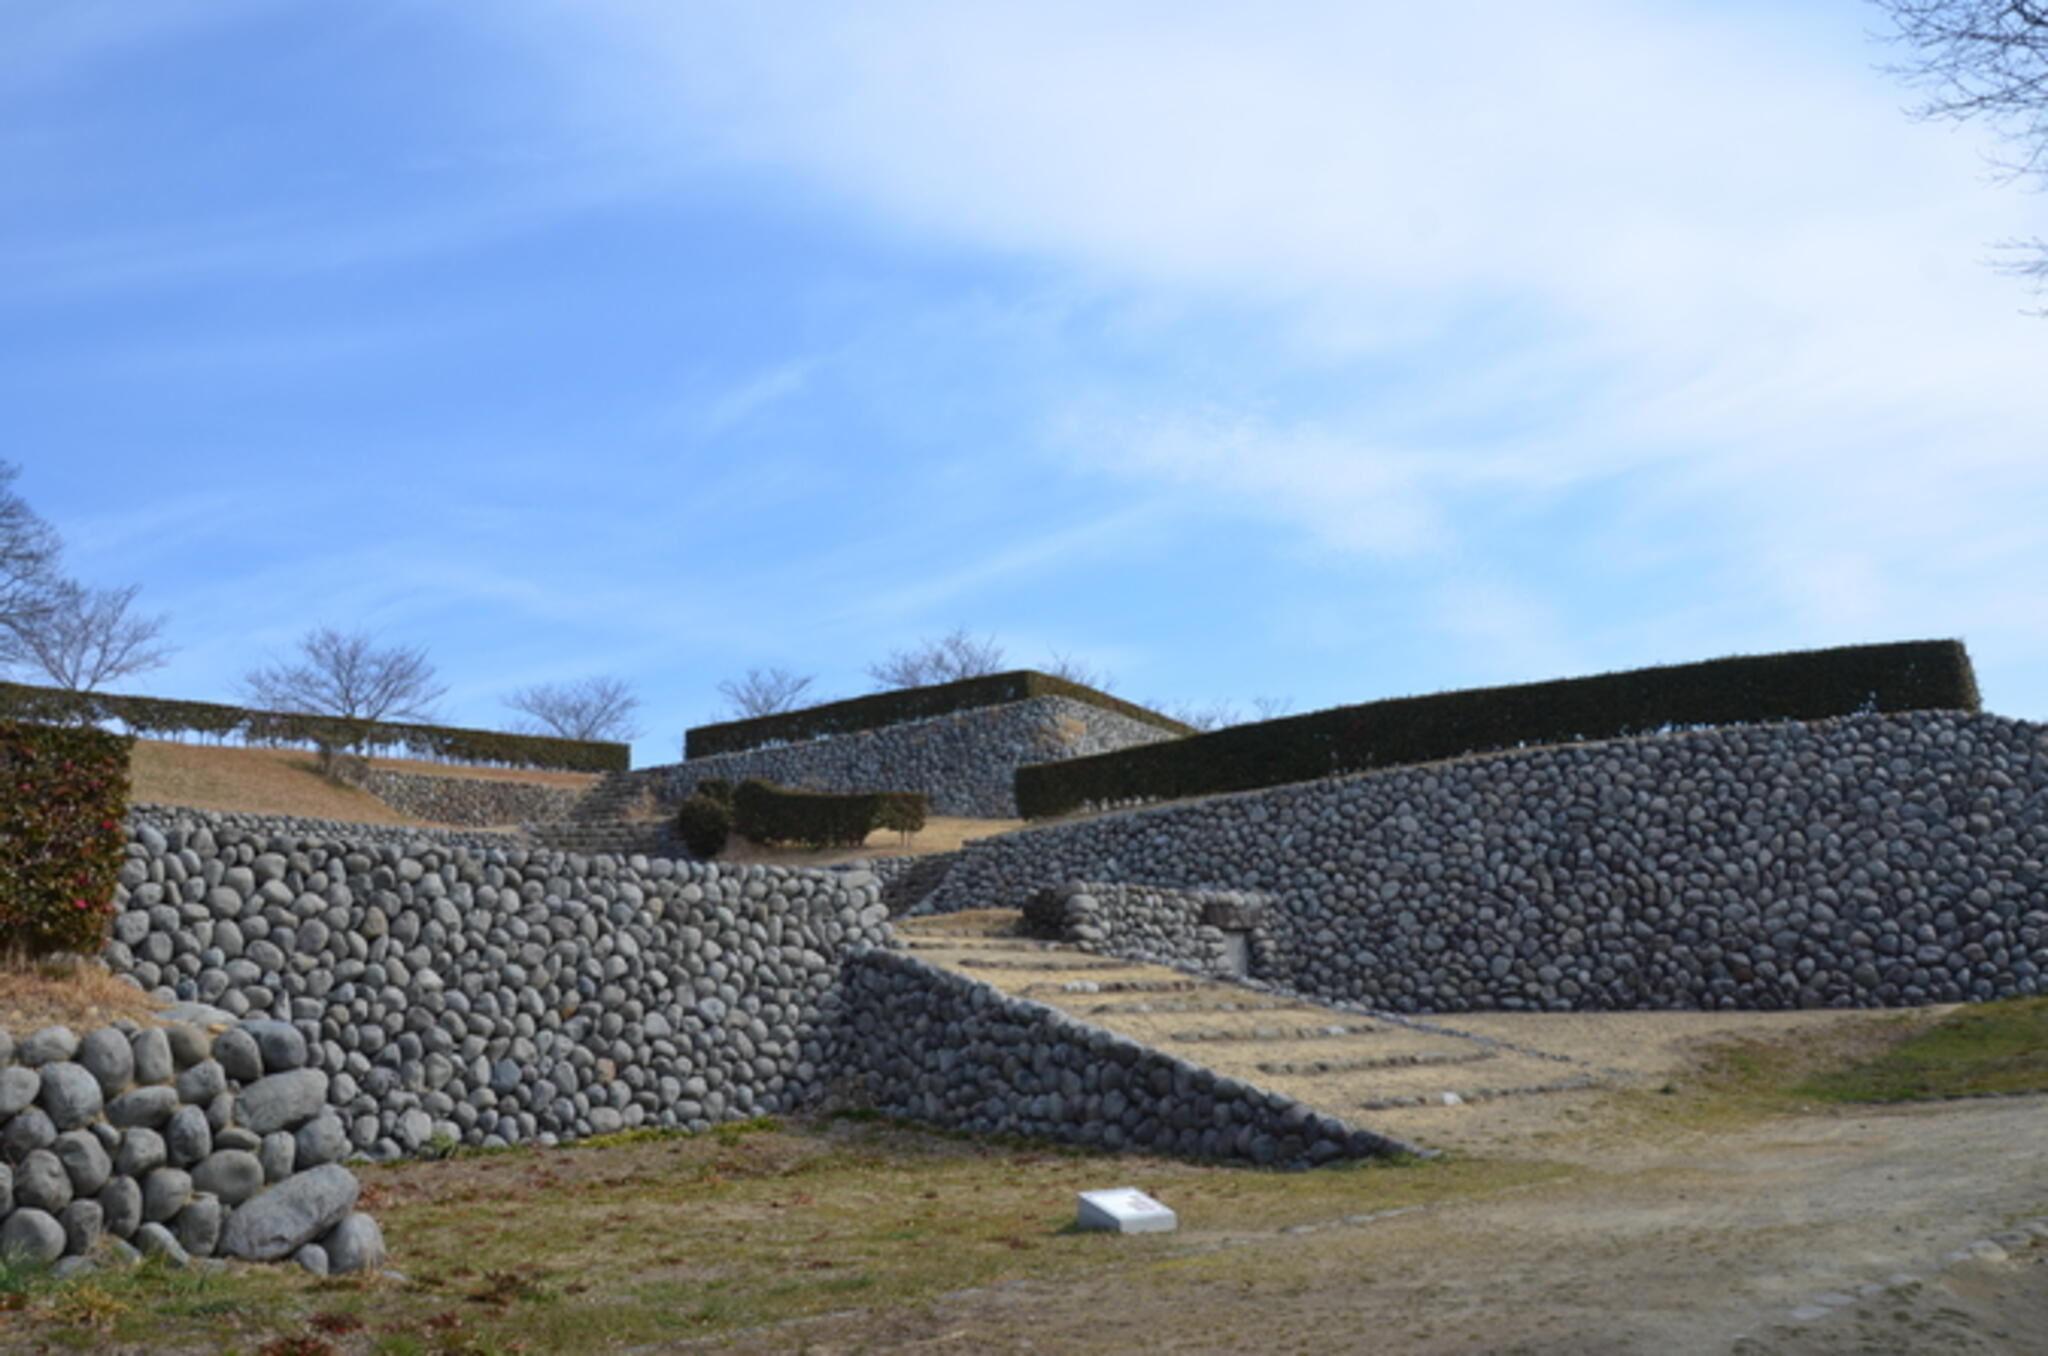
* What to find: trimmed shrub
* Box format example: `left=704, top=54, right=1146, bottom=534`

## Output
left=0, top=720, right=132, bottom=957
left=1015, top=639, right=1982, bottom=819
left=874, top=792, right=927, bottom=840
left=730, top=778, right=930, bottom=850
left=0, top=680, right=628, bottom=773
left=674, top=794, right=733, bottom=859
left=693, top=778, right=734, bottom=807
left=685, top=670, right=1191, bottom=759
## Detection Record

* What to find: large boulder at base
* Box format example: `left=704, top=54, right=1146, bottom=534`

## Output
left=220, top=1165, right=359, bottom=1261
left=0, top=1209, right=65, bottom=1264
left=320, top=1212, right=387, bottom=1274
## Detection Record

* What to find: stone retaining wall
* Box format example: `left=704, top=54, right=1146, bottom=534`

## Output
left=341, top=768, right=586, bottom=827
left=922, top=711, right=2048, bottom=1012
left=653, top=696, right=1180, bottom=818
left=100, top=808, right=1407, bottom=1173
left=111, top=809, right=893, bottom=1157
left=0, top=1016, right=383, bottom=1274
left=1021, top=882, right=1279, bottom=978
left=838, top=951, right=1413, bottom=1165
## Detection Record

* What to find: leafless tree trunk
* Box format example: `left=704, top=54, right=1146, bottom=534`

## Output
left=504, top=675, right=642, bottom=741
left=241, top=628, right=446, bottom=722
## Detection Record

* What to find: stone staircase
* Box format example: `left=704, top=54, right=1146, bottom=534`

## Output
left=892, top=909, right=1618, bottom=1152
left=566, top=769, right=666, bottom=822
left=525, top=769, right=676, bottom=857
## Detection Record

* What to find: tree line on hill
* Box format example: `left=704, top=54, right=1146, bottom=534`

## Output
left=0, top=461, right=644, bottom=744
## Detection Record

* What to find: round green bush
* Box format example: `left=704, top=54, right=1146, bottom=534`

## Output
left=674, top=793, right=732, bottom=860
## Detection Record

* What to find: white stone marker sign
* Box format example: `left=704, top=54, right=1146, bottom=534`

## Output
left=1075, top=1187, right=1177, bottom=1234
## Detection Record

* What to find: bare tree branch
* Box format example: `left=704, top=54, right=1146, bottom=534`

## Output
left=867, top=627, right=1007, bottom=689
left=716, top=666, right=815, bottom=718
left=8, top=580, right=174, bottom=692
left=1155, top=698, right=1242, bottom=731
left=1041, top=650, right=1116, bottom=692
left=241, top=628, right=446, bottom=722
left=504, top=675, right=642, bottom=742
left=0, top=460, right=62, bottom=659
left=1876, top=0, right=2048, bottom=286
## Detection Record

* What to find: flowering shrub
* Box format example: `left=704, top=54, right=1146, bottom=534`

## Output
left=0, top=720, right=131, bottom=957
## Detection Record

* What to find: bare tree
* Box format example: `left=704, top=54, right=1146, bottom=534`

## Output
left=1157, top=698, right=1242, bottom=731
left=1042, top=650, right=1115, bottom=692
left=716, top=666, right=815, bottom=718
left=504, top=675, right=642, bottom=742
left=241, top=628, right=446, bottom=722
left=0, top=460, right=62, bottom=662
left=1877, top=0, right=2048, bottom=288
left=867, top=627, right=1007, bottom=689
left=1249, top=695, right=1296, bottom=721
left=9, top=580, right=174, bottom=692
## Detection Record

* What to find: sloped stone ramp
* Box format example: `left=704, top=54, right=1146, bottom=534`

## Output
left=893, top=909, right=1619, bottom=1150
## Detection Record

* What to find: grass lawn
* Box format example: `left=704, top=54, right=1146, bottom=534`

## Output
left=0, top=1115, right=1551, bottom=1354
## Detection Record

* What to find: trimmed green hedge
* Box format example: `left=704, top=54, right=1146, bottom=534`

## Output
left=1014, top=639, right=1981, bottom=820
left=731, top=778, right=931, bottom=849
left=0, top=680, right=629, bottom=773
left=685, top=670, right=1192, bottom=759
left=0, top=719, right=132, bottom=957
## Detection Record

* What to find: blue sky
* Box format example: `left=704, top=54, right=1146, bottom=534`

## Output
left=7, top=0, right=2048, bottom=766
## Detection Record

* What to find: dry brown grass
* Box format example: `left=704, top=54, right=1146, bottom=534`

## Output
left=125, top=739, right=581, bottom=826
left=0, top=955, right=163, bottom=1033
left=716, top=814, right=1026, bottom=867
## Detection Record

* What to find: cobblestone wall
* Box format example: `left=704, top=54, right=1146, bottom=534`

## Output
left=921, top=711, right=2048, bottom=1012
left=653, top=696, right=1180, bottom=818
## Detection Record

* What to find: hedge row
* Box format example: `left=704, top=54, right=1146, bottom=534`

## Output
left=685, top=670, right=1192, bottom=759
left=730, top=778, right=929, bottom=850
left=1013, top=639, right=1982, bottom=820
left=0, top=719, right=132, bottom=957
left=0, top=680, right=629, bottom=773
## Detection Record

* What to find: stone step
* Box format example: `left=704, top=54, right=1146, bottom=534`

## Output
left=955, top=956, right=1144, bottom=972
left=897, top=938, right=1064, bottom=954
left=1165, top=1022, right=1381, bottom=1044
left=1016, top=978, right=1205, bottom=997
left=1255, top=1049, right=1500, bottom=1076
left=1081, top=998, right=1311, bottom=1016
left=1356, top=1074, right=1605, bottom=1112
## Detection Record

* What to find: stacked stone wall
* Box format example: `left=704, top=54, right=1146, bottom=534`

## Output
left=110, top=809, right=892, bottom=1157
left=922, top=711, right=2048, bottom=1013
left=1021, top=882, right=1279, bottom=977
left=97, top=809, right=1406, bottom=1174
left=653, top=696, right=1179, bottom=818
left=340, top=768, right=586, bottom=827
left=0, top=1016, right=384, bottom=1274
left=838, top=951, right=1412, bottom=1165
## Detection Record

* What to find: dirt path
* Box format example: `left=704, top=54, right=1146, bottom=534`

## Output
left=862, top=912, right=2048, bottom=1352
left=701, top=1095, right=2048, bottom=1354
